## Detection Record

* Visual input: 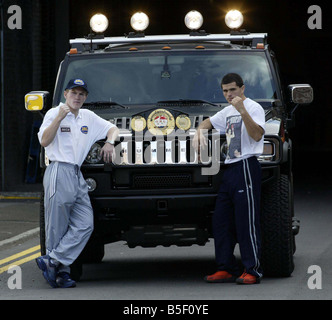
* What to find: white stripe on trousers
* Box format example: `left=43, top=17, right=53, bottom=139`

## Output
left=48, top=161, right=58, bottom=199
left=243, top=158, right=262, bottom=277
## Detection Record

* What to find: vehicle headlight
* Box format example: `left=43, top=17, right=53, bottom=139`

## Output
left=184, top=10, right=203, bottom=30
left=85, top=143, right=102, bottom=163
left=225, top=10, right=243, bottom=29
left=130, top=12, right=149, bottom=32
left=90, top=14, right=109, bottom=33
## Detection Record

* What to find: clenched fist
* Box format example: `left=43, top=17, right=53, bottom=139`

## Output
left=57, top=104, right=71, bottom=120
left=230, top=96, right=245, bottom=114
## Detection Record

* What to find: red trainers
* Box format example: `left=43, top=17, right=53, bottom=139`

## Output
left=204, top=271, right=236, bottom=283
left=236, top=272, right=261, bottom=284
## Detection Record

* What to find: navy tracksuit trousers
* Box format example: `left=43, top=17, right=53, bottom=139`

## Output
left=213, top=156, right=263, bottom=278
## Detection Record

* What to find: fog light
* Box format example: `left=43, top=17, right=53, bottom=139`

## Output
left=86, top=178, right=97, bottom=192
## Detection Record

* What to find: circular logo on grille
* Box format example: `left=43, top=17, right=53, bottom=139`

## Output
left=131, top=115, right=146, bottom=132
left=176, top=115, right=191, bottom=131
left=147, top=109, right=175, bottom=135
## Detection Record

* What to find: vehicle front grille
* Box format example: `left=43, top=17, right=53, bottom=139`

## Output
left=133, top=174, right=192, bottom=189
left=116, top=134, right=221, bottom=166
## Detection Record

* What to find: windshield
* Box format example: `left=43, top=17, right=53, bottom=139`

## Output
left=60, top=51, right=276, bottom=105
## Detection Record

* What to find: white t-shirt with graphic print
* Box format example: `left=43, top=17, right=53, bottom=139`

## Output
left=210, top=98, right=265, bottom=164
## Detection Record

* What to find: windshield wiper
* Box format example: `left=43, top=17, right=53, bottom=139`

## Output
left=157, top=99, right=218, bottom=107
left=83, top=101, right=128, bottom=109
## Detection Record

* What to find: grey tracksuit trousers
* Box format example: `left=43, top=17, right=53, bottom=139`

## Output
left=43, top=161, right=94, bottom=272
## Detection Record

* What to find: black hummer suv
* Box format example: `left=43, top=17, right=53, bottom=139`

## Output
left=25, top=10, right=313, bottom=278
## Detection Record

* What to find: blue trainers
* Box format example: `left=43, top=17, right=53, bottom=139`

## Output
left=35, top=255, right=58, bottom=288
left=56, top=272, right=76, bottom=288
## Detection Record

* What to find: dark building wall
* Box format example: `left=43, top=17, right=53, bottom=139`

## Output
left=1, top=0, right=36, bottom=190
left=0, top=0, right=67, bottom=191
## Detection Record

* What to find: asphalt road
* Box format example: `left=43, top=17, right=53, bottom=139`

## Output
left=0, top=177, right=331, bottom=302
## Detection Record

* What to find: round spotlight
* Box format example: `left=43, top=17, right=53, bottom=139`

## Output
left=184, top=10, right=203, bottom=30
left=130, top=12, right=149, bottom=32
left=225, top=10, right=244, bottom=29
left=90, top=14, right=109, bottom=33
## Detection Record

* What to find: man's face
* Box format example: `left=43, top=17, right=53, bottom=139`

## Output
left=64, top=87, right=87, bottom=111
left=222, top=82, right=245, bottom=104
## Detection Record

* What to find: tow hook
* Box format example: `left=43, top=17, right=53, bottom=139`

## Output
left=292, top=217, right=300, bottom=235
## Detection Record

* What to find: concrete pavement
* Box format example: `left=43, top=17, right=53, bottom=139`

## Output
left=0, top=190, right=41, bottom=248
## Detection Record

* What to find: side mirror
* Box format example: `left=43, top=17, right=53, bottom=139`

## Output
left=288, top=84, right=313, bottom=104
left=25, top=91, right=50, bottom=111
left=286, top=84, right=313, bottom=129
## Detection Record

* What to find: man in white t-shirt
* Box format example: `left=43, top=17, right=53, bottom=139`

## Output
left=193, top=73, right=265, bottom=284
left=35, top=78, right=119, bottom=288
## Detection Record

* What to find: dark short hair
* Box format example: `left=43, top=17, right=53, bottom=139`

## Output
left=221, top=73, right=244, bottom=88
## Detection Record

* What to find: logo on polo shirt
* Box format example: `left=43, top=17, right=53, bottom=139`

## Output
left=81, top=126, right=88, bottom=134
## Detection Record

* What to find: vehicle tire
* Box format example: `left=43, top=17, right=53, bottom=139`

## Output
left=260, top=174, right=294, bottom=277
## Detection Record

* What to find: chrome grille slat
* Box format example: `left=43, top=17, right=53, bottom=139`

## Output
left=165, top=140, right=173, bottom=164
left=150, top=140, right=157, bottom=164
left=178, top=140, right=187, bottom=164
left=135, top=141, right=143, bottom=164
left=120, top=141, right=129, bottom=165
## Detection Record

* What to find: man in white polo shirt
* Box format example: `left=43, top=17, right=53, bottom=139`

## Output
left=35, top=78, right=119, bottom=288
left=193, top=73, right=265, bottom=284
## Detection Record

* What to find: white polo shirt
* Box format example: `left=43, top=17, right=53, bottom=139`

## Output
left=210, top=98, right=265, bottom=164
left=38, top=104, right=115, bottom=166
